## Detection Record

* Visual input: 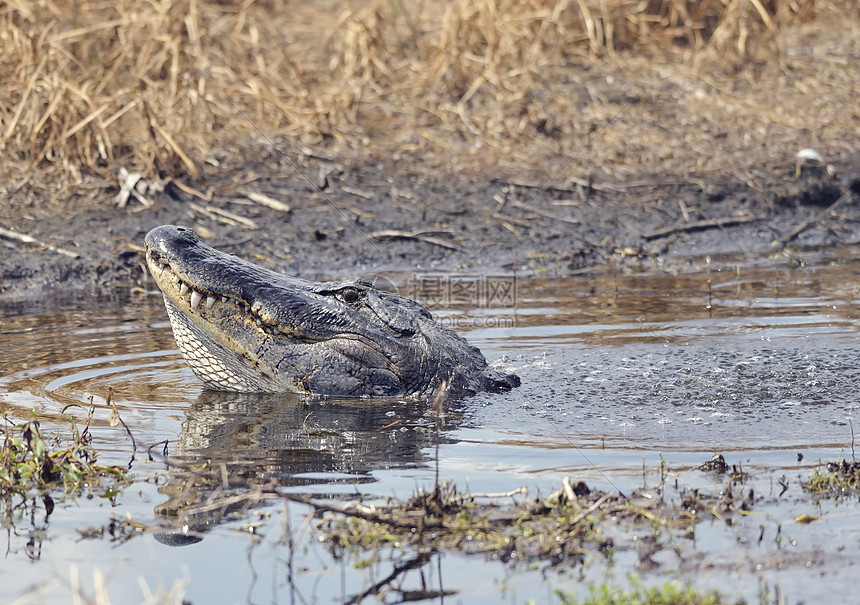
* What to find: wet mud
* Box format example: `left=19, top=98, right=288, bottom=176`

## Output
left=2, top=154, right=859, bottom=300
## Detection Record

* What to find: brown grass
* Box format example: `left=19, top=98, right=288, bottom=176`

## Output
left=0, top=0, right=841, bottom=193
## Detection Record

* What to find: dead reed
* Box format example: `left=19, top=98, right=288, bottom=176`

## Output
left=0, top=0, right=828, bottom=191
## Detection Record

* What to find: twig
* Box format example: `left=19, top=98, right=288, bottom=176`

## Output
left=368, top=230, right=459, bottom=250
left=642, top=215, right=759, bottom=240
left=499, top=176, right=615, bottom=193
left=562, top=476, right=582, bottom=512
left=172, top=179, right=213, bottom=202
left=147, top=440, right=170, bottom=461
left=469, top=487, right=528, bottom=499
left=80, top=397, right=97, bottom=443
left=115, top=167, right=142, bottom=207
left=499, top=177, right=699, bottom=194
left=345, top=553, right=436, bottom=605
left=778, top=190, right=852, bottom=245
left=568, top=492, right=615, bottom=525
left=189, top=202, right=258, bottom=228
left=341, top=185, right=374, bottom=199
left=243, top=190, right=291, bottom=213
left=492, top=213, right=529, bottom=230
left=292, top=494, right=448, bottom=530
left=432, top=380, right=449, bottom=490
left=508, top=200, right=580, bottom=225
left=106, top=386, right=136, bottom=468
left=0, top=227, right=80, bottom=258
left=150, top=120, right=201, bottom=181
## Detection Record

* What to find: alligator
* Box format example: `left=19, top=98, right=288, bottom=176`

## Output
left=144, top=225, right=520, bottom=398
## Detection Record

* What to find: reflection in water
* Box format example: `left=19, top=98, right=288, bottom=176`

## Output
left=3, top=253, right=860, bottom=602
left=331, top=551, right=455, bottom=604
left=175, top=391, right=449, bottom=477
left=153, top=390, right=458, bottom=545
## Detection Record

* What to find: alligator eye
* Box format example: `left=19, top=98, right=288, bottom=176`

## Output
left=340, top=288, right=361, bottom=303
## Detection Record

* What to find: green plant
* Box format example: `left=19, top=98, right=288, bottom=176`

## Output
left=557, top=577, right=736, bottom=605
left=1, top=402, right=129, bottom=496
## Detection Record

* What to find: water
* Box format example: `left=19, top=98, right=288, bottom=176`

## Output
left=2, top=251, right=859, bottom=604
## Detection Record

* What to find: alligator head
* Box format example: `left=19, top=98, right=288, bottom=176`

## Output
left=144, top=225, right=519, bottom=398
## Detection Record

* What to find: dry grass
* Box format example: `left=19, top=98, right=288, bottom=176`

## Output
left=0, top=0, right=844, bottom=195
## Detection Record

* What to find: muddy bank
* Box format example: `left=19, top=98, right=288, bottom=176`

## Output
left=2, top=0, right=859, bottom=300
left=1, top=153, right=858, bottom=300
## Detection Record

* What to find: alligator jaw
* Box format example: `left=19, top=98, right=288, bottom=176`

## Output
left=146, top=247, right=317, bottom=343
left=145, top=233, right=397, bottom=395
left=146, top=247, right=297, bottom=392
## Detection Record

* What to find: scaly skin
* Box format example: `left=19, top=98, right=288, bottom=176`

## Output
left=145, top=225, right=520, bottom=398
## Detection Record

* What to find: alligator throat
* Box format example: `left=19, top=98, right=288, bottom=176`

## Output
left=144, top=225, right=520, bottom=398
left=162, top=297, right=279, bottom=392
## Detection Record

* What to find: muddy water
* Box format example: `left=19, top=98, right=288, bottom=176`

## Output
left=2, top=251, right=860, bottom=604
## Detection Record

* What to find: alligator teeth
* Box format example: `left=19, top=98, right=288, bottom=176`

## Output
left=190, top=290, right=203, bottom=309
left=172, top=273, right=180, bottom=284
left=205, top=296, right=216, bottom=309
left=255, top=318, right=262, bottom=326
left=179, top=283, right=189, bottom=296
left=221, top=296, right=228, bottom=303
